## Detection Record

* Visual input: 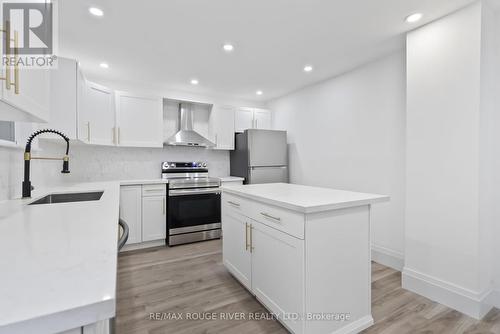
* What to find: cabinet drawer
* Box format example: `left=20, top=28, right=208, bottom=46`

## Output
left=222, top=192, right=253, bottom=217
left=248, top=201, right=304, bottom=239
left=223, top=192, right=305, bottom=239
left=142, top=184, right=166, bottom=197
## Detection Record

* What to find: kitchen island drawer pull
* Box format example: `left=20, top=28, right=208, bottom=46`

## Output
left=228, top=201, right=241, bottom=207
left=260, top=212, right=281, bottom=222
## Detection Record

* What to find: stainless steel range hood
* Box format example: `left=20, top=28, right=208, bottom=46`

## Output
left=164, top=103, right=215, bottom=148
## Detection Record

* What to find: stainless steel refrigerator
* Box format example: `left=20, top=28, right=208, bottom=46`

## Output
left=230, top=129, right=288, bottom=184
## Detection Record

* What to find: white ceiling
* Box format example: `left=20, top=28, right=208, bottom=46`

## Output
left=59, top=0, right=479, bottom=102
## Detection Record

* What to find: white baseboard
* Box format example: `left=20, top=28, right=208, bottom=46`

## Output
left=484, top=289, right=500, bottom=309
left=371, top=244, right=404, bottom=271
left=120, top=239, right=165, bottom=252
left=332, top=315, right=373, bottom=334
left=402, top=267, right=492, bottom=319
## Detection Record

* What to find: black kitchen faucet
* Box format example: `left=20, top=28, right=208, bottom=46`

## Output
left=22, top=129, right=70, bottom=198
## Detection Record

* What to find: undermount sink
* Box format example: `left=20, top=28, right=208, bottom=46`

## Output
left=28, top=191, right=104, bottom=205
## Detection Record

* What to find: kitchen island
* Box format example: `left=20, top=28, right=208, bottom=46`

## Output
left=0, top=182, right=120, bottom=334
left=221, top=183, right=389, bottom=334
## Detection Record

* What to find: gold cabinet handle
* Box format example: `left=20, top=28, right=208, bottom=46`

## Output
left=112, top=127, right=116, bottom=144
left=3, top=20, right=11, bottom=89
left=87, top=122, right=91, bottom=142
left=245, top=222, right=249, bottom=251
left=0, top=20, right=19, bottom=93
left=118, top=127, right=121, bottom=145
left=12, top=29, right=19, bottom=94
left=228, top=201, right=240, bottom=207
left=260, top=212, right=281, bottom=223
left=249, top=223, right=254, bottom=252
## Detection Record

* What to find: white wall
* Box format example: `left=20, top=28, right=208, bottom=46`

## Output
left=404, top=2, right=499, bottom=318
left=268, top=51, right=406, bottom=269
left=480, top=1, right=500, bottom=299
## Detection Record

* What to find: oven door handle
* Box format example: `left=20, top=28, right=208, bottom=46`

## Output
left=169, top=188, right=221, bottom=196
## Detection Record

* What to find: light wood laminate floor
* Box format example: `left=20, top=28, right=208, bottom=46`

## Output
left=116, top=240, right=500, bottom=334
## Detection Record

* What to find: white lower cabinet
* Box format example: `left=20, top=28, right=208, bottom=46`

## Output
left=142, top=195, right=167, bottom=242
left=58, top=319, right=111, bottom=334
left=222, top=211, right=252, bottom=290
left=119, top=184, right=167, bottom=249
left=119, top=186, right=142, bottom=245
left=251, top=222, right=304, bottom=334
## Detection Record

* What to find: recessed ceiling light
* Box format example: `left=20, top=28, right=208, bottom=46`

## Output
left=303, top=65, right=313, bottom=72
left=89, top=7, right=104, bottom=17
left=99, top=62, right=109, bottom=69
left=223, top=44, right=234, bottom=52
left=405, top=13, right=423, bottom=23
left=256, top=90, right=263, bottom=96
left=190, top=79, right=199, bottom=85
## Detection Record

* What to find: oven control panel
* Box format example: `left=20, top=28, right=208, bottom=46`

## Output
left=162, top=161, right=207, bottom=170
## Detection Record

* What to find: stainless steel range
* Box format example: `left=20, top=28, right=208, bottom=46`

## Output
left=162, top=161, right=221, bottom=246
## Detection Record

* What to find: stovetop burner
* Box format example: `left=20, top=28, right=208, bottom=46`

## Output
left=162, top=161, right=220, bottom=189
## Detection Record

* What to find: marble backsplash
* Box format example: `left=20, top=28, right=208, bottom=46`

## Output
left=0, top=140, right=230, bottom=201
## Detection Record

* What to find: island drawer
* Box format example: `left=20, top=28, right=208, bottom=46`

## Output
left=142, top=184, right=167, bottom=197
left=247, top=201, right=305, bottom=239
left=223, top=192, right=305, bottom=239
left=222, top=192, right=251, bottom=216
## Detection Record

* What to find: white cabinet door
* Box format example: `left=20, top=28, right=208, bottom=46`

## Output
left=251, top=221, right=304, bottom=334
left=76, top=67, right=86, bottom=141
left=209, top=105, right=235, bottom=150
left=253, top=109, right=272, bottom=130
left=2, top=68, right=51, bottom=123
left=79, top=81, right=115, bottom=146
left=235, top=107, right=254, bottom=133
left=119, top=186, right=142, bottom=245
left=115, top=91, right=163, bottom=147
left=142, top=195, right=167, bottom=242
left=222, top=211, right=252, bottom=290
left=0, top=7, right=47, bottom=123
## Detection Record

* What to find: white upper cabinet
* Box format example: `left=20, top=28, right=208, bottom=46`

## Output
left=235, top=107, right=254, bottom=132
left=235, top=108, right=272, bottom=132
left=79, top=81, right=115, bottom=146
left=253, top=108, right=272, bottom=130
left=0, top=10, right=50, bottom=123
left=115, top=91, right=163, bottom=147
left=209, top=105, right=235, bottom=150
left=42, top=58, right=79, bottom=139
left=1, top=66, right=51, bottom=123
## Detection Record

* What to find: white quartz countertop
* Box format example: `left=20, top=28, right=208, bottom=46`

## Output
left=0, top=182, right=120, bottom=334
left=119, top=178, right=168, bottom=186
left=222, top=183, right=389, bottom=213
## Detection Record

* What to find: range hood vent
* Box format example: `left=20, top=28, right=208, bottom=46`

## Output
left=164, top=103, right=215, bottom=148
